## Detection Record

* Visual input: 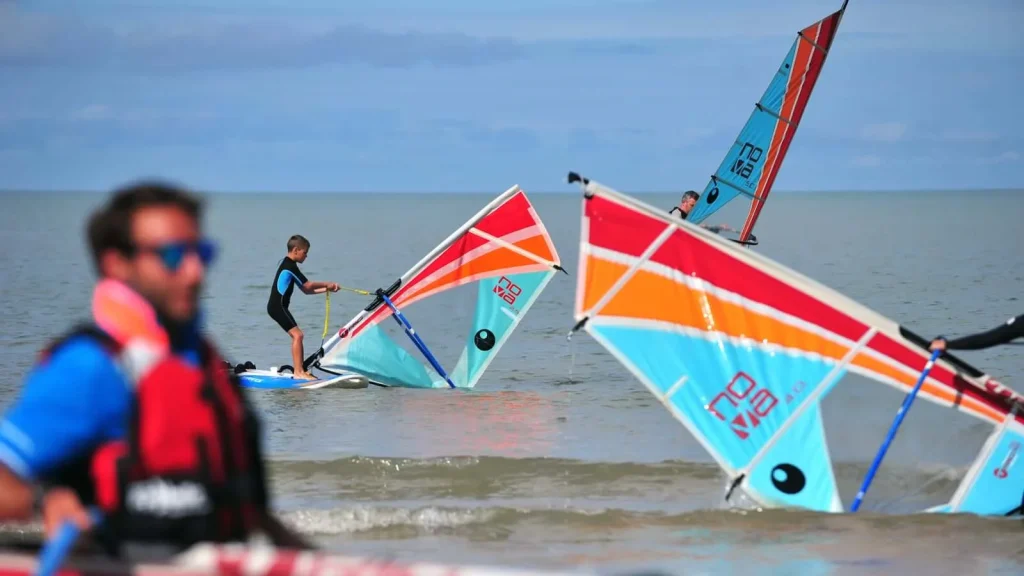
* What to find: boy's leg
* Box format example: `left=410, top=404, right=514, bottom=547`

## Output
left=270, top=305, right=313, bottom=379
left=288, top=326, right=313, bottom=379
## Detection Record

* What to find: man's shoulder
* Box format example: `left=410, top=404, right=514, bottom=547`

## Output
left=35, top=332, right=123, bottom=381
left=0, top=332, right=130, bottom=480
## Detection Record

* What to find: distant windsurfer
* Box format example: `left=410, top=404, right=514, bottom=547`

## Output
left=930, top=314, right=1024, bottom=352
left=670, top=190, right=734, bottom=234
left=267, top=234, right=340, bottom=381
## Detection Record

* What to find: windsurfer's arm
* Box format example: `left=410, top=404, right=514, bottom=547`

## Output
left=931, top=314, right=1024, bottom=351
left=701, top=223, right=734, bottom=233
left=292, top=266, right=337, bottom=294
left=0, top=466, right=32, bottom=520
left=301, top=281, right=338, bottom=294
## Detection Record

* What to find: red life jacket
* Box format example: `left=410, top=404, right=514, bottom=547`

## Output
left=40, top=324, right=267, bottom=554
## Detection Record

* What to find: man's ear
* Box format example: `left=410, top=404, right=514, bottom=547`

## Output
left=99, top=249, right=132, bottom=281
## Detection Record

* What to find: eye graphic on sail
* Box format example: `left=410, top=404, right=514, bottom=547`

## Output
left=567, top=174, right=1024, bottom=516
left=685, top=0, right=849, bottom=245
left=312, top=185, right=565, bottom=389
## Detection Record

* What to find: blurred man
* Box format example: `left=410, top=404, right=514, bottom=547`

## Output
left=0, top=182, right=313, bottom=557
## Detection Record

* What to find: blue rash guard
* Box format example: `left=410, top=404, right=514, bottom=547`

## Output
left=0, top=322, right=202, bottom=483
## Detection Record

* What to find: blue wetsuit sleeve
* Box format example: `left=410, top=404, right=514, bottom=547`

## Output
left=275, top=271, right=289, bottom=295
left=0, top=338, right=130, bottom=481
left=275, top=260, right=308, bottom=295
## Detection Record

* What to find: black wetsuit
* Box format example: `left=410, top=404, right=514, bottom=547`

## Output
left=940, top=314, right=1024, bottom=350
left=672, top=206, right=730, bottom=234
left=267, top=257, right=308, bottom=332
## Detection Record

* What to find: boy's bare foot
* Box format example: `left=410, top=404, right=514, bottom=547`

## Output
left=294, top=371, right=316, bottom=381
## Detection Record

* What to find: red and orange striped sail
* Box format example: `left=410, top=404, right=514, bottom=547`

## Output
left=570, top=174, right=1024, bottom=514
left=316, top=185, right=563, bottom=389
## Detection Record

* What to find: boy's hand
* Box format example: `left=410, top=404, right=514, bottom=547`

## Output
left=329, top=283, right=340, bottom=292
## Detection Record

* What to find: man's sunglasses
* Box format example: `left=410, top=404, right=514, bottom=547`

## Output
left=130, top=239, right=217, bottom=272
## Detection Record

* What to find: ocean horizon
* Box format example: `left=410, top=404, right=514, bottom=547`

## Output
left=1, top=187, right=1023, bottom=195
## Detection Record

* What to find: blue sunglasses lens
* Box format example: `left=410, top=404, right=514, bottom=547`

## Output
left=153, top=240, right=217, bottom=271
left=196, top=240, right=216, bottom=265
left=155, top=244, right=186, bottom=270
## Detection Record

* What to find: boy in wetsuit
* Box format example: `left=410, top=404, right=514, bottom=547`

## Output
left=267, top=235, right=339, bottom=380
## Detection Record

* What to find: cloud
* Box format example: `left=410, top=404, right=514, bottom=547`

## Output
left=70, top=105, right=115, bottom=122
left=976, top=151, right=1020, bottom=165
left=0, top=9, right=526, bottom=71
left=940, top=130, right=1000, bottom=142
left=860, top=122, right=908, bottom=142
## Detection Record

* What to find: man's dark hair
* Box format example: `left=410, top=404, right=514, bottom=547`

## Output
left=287, top=235, right=310, bottom=252
left=682, top=190, right=700, bottom=203
left=86, top=181, right=202, bottom=273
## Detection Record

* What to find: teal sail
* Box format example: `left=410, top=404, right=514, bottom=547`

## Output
left=686, top=0, right=848, bottom=244
left=450, top=270, right=556, bottom=388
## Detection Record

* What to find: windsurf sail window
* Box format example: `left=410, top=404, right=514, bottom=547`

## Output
left=568, top=174, right=1024, bottom=515
left=315, top=185, right=565, bottom=389
left=685, top=0, right=849, bottom=244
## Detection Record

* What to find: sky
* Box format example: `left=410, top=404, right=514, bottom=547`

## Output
left=0, top=0, right=1022, bottom=193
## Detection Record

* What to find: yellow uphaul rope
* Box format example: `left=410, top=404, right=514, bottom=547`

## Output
left=322, top=291, right=331, bottom=341
left=321, top=286, right=371, bottom=340
left=338, top=285, right=372, bottom=296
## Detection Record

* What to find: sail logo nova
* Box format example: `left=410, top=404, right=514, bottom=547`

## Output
left=706, top=372, right=779, bottom=440
left=729, top=142, right=764, bottom=184
left=493, top=276, right=522, bottom=306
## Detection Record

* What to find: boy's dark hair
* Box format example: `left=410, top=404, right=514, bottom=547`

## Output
left=287, top=235, right=310, bottom=252
left=86, top=181, right=202, bottom=273
left=681, top=190, right=700, bottom=202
